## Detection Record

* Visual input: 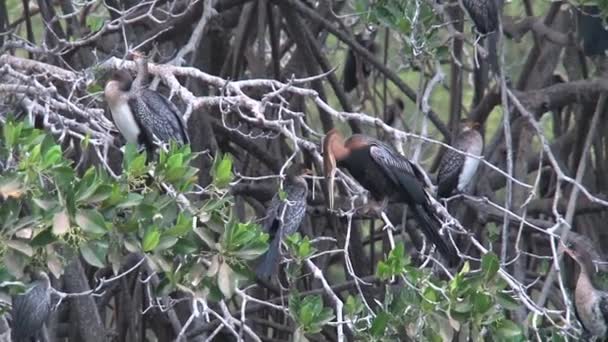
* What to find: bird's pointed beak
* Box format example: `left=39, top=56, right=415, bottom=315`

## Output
left=323, top=143, right=336, bottom=211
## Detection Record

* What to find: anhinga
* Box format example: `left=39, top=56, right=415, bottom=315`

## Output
left=323, top=129, right=459, bottom=266
left=461, top=0, right=500, bottom=73
left=343, top=27, right=377, bottom=93
left=11, top=271, right=52, bottom=342
left=577, top=5, right=608, bottom=57
left=561, top=237, right=608, bottom=338
left=436, top=120, right=483, bottom=198
left=256, top=165, right=311, bottom=278
left=104, top=53, right=189, bottom=156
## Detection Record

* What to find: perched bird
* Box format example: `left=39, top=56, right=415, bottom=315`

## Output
left=577, top=5, right=608, bottom=57
left=104, top=53, right=189, bottom=156
left=323, top=129, right=459, bottom=266
left=436, top=120, right=484, bottom=198
left=11, top=271, right=52, bottom=342
left=343, top=27, right=377, bottom=93
left=561, top=235, right=608, bottom=339
left=256, top=165, right=311, bottom=278
left=461, top=0, right=500, bottom=73
left=385, top=98, right=405, bottom=130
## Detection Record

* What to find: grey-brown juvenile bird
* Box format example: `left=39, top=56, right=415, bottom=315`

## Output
left=256, top=165, right=310, bottom=278
left=437, top=120, right=483, bottom=198
left=561, top=235, right=608, bottom=339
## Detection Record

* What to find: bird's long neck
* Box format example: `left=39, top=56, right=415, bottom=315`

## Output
left=132, top=57, right=149, bottom=91
left=576, top=253, right=599, bottom=289
left=331, top=140, right=350, bottom=162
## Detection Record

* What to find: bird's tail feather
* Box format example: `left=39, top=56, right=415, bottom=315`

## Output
left=411, top=203, right=459, bottom=267
left=256, top=237, right=280, bottom=278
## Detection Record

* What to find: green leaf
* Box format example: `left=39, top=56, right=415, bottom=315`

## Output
left=80, top=243, right=106, bottom=268
left=496, top=292, right=520, bottom=311
left=75, top=209, right=107, bottom=235
left=495, top=319, right=523, bottom=339
left=52, top=209, right=70, bottom=236
left=213, top=153, right=234, bottom=188
left=6, top=240, right=34, bottom=257
left=472, top=291, right=493, bottom=315
left=370, top=311, right=390, bottom=337
left=165, top=212, right=192, bottom=237
left=345, top=295, right=364, bottom=317
left=481, top=252, right=500, bottom=281
left=142, top=228, right=161, bottom=252
left=116, top=193, right=144, bottom=209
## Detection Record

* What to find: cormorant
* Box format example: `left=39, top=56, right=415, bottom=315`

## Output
left=11, top=271, right=52, bottom=342
left=256, top=165, right=311, bottom=278
left=343, top=27, right=377, bottom=93
left=104, top=53, right=189, bottom=156
left=561, top=235, right=608, bottom=338
left=461, top=0, right=500, bottom=73
left=436, top=120, right=484, bottom=198
left=577, top=5, right=608, bottom=57
left=323, top=129, right=459, bottom=266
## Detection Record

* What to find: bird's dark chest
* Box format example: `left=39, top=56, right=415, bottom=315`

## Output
left=339, top=147, right=396, bottom=200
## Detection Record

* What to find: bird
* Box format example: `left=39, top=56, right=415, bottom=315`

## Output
left=11, top=271, right=52, bottom=342
left=560, top=235, right=608, bottom=339
left=323, top=129, right=459, bottom=266
left=436, top=120, right=484, bottom=198
left=577, top=5, right=608, bottom=57
left=343, top=27, right=377, bottom=93
left=461, top=0, right=500, bottom=73
left=255, top=165, right=311, bottom=278
left=385, top=98, right=405, bottom=130
left=104, top=53, right=189, bottom=156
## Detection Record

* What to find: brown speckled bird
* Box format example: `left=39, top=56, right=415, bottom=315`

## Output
left=561, top=235, right=608, bottom=339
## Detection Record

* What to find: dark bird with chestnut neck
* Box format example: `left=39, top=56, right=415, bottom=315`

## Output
left=561, top=236, right=608, bottom=339
left=323, top=129, right=459, bottom=266
left=256, top=165, right=311, bottom=278
left=104, top=52, right=189, bottom=156
left=437, top=120, right=483, bottom=198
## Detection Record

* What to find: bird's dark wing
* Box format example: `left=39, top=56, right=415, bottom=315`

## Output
left=369, top=143, right=459, bottom=266
left=462, top=0, right=499, bottom=34
left=11, top=283, right=51, bottom=341
left=343, top=49, right=358, bottom=93
left=256, top=181, right=308, bottom=278
left=128, top=89, right=189, bottom=147
left=599, top=294, right=608, bottom=330
left=368, top=143, right=427, bottom=203
left=437, top=147, right=465, bottom=198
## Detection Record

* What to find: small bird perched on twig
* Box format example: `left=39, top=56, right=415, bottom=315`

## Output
left=436, top=119, right=484, bottom=199
left=104, top=52, right=189, bottom=156
left=256, top=165, right=311, bottom=278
